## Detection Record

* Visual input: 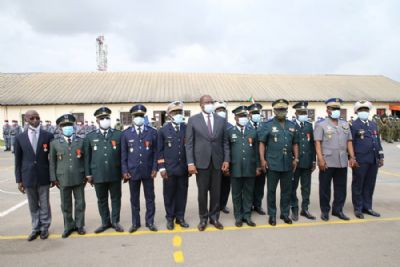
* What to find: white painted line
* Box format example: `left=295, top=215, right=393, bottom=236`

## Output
left=0, top=199, right=28, bottom=217
left=0, top=188, right=20, bottom=195
left=396, top=144, right=400, bottom=149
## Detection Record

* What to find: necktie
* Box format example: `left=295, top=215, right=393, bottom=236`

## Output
left=175, top=125, right=180, bottom=133
left=67, top=138, right=72, bottom=145
left=300, top=122, right=304, bottom=129
left=31, top=129, right=37, bottom=153
left=103, top=130, right=107, bottom=139
left=207, top=114, right=212, bottom=136
left=254, top=123, right=258, bottom=130
left=138, top=127, right=142, bottom=137
left=241, top=127, right=244, bottom=136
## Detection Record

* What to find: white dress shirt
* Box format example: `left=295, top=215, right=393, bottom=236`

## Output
left=28, top=125, right=41, bottom=146
left=202, top=112, right=214, bottom=133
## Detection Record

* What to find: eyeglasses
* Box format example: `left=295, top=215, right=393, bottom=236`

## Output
left=29, top=116, right=40, bottom=121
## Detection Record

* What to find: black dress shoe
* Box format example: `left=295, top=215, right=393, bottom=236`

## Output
left=362, top=209, right=381, bottom=217
left=235, top=220, right=243, bottom=227
left=291, top=207, right=299, bottom=221
left=221, top=207, right=230, bottom=214
left=40, top=230, right=49, bottom=240
left=77, top=227, right=86, bottom=235
left=280, top=215, right=293, bottom=224
left=176, top=219, right=189, bottom=228
left=321, top=212, right=329, bottom=221
left=332, top=211, right=350, bottom=221
left=27, top=231, right=40, bottom=241
left=300, top=210, right=316, bottom=220
left=112, top=223, right=124, bottom=232
left=128, top=225, right=140, bottom=233
left=243, top=218, right=256, bottom=227
left=269, top=216, right=276, bottom=226
left=62, top=229, right=74, bottom=239
left=167, top=220, right=174, bottom=230
left=354, top=211, right=364, bottom=219
left=198, top=221, right=207, bottom=231
left=210, top=220, right=224, bottom=230
left=253, top=207, right=266, bottom=215
left=94, top=223, right=112, bottom=234
left=146, top=223, right=158, bottom=232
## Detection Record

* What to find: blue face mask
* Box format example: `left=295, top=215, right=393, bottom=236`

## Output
left=62, top=126, right=74, bottom=137
left=357, top=111, right=369, bottom=121
left=172, top=114, right=184, bottom=124
left=330, top=110, right=341, bottom=119
left=251, top=114, right=261, bottom=123
left=238, top=117, right=249, bottom=126
left=297, top=115, right=308, bottom=123
left=133, top=116, right=144, bottom=126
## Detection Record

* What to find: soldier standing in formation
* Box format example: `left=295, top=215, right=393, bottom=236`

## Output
left=84, top=107, right=124, bottom=233
left=258, top=99, right=299, bottom=226
left=3, top=120, right=11, bottom=151
left=114, top=118, right=124, bottom=131
left=49, top=114, right=86, bottom=238
left=10, top=120, right=22, bottom=153
left=157, top=101, right=190, bottom=230
left=121, top=104, right=158, bottom=232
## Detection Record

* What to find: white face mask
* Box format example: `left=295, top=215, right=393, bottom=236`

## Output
left=357, top=111, right=369, bottom=121
left=330, top=110, right=341, bottom=119
left=172, top=114, right=184, bottom=124
left=238, top=117, right=249, bottom=126
left=99, top=118, right=111, bottom=129
left=204, top=104, right=215, bottom=114
left=133, top=116, right=144, bottom=126
left=297, top=115, right=308, bottom=123
left=251, top=114, right=261, bottom=123
left=216, top=111, right=226, bottom=119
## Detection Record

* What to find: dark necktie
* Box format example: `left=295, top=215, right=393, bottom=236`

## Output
left=103, top=130, right=107, bottom=139
left=67, top=138, right=71, bottom=145
left=241, top=127, right=244, bottom=136
left=138, top=127, right=142, bottom=137
left=207, top=114, right=212, bottom=136
left=175, top=125, right=180, bottom=133
left=254, top=123, right=258, bottom=130
left=300, top=122, right=304, bottom=129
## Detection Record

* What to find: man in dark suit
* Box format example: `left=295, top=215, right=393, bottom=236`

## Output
left=14, top=110, right=54, bottom=241
left=185, top=95, right=230, bottom=231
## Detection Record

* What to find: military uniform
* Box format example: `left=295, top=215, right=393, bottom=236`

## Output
left=258, top=99, right=299, bottom=225
left=84, top=107, right=124, bottom=233
left=10, top=120, right=22, bottom=153
left=314, top=98, right=353, bottom=220
left=247, top=103, right=267, bottom=215
left=290, top=101, right=316, bottom=220
left=2, top=120, right=11, bottom=151
left=229, top=106, right=259, bottom=226
left=42, top=121, right=55, bottom=134
left=49, top=114, right=86, bottom=237
left=351, top=101, right=384, bottom=218
left=121, top=104, right=158, bottom=232
left=114, top=120, right=124, bottom=131
left=76, top=123, right=86, bottom=138
left=157, top=101, right=189, bottom=229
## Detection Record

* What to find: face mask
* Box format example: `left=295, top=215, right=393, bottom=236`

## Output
left=238, top=117, right=249, bottom=126
left=251, top=114, right=261, bottom=123
left=172, top=114, right=184, bottom=124
left=204, top=104, right=214, bottom=114
left=133, top=116, right=144, bottom=126
left=62, top=126, right=74, bottom=137
left=275, top=111, right=288, bottom=120
left=99, top=118, right=111, bottom=129
left=330, top=110, right=341, bottom=119
left=216, top=111, right=226, bottom=119
left=357, top=111, right=369, bottom=121
left=297, top=115, right=308, bottom=123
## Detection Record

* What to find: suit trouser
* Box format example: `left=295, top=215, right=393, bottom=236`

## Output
left=129, top=178, right=155, bottom=225
left=290, top=168, right=312, bottom=211
left=231, top=177, right=255, bottom=221
left=163, top=175, right=189, bottom=221
left=352, top=163, right=378, bottom=211
left=196, top=163, right=222, bottom=222
left=26, top=184, right=51, bottom=232
left=266, top=170, right=292, bottom=217
left=60, top=184, right=86, bottom=231
left=5, top=136, right=11, bottom=150
left=252, top=174, right=266, bottom=208
left=319, top=167, right=347, bottom=214
left=94, top=181, right=122, bottom=225
left=220, top=174, right=231, bottom=209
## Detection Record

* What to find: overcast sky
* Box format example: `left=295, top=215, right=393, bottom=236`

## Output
left=0, top=0, right=399, bottom=81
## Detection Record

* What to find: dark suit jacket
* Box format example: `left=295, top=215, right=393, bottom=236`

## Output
left=14, top=129, right=54, bottom=187
left=185, top=112, right=230, bottom=169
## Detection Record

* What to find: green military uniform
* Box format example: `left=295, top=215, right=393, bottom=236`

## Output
left=258, top=99, right=298, bottom=224
left=114, top=119, right=124, bottom=131
left=83, top=107, right=123, bottom=232
left=290, top=101, right=316, bottom=221
left=228, top=106, right=259, bottom=226
left=49, top=114, right=86, bottom=233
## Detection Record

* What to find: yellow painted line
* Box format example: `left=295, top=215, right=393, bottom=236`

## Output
left=172, top=235, right=182, bottom=247
left=380, top=169, right=400, bottom=177
left=173, top=251, right=184, bottom=263
left=1, top=216, right=400, bottom=240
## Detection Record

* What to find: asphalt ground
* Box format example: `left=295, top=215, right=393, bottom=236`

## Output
left=1, top=143, right=399, bottom=267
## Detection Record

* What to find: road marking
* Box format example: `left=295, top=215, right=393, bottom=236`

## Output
left=380, top=169, right=400, bottom=177
left=172, top=235, right=184, bottom=264
left=0, top=188, right=20, bottom=195
left=1, top=216, right=400, bottom=240
left=173, top=235, right=182, bottom=247
left=173, top=251, right=184, bottom=264
left=396, top=144, right=400, bottom=149
left=0, top=199, right=28, bottom=218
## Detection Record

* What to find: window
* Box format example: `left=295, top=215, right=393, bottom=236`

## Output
left=120, top=112, right=132, bottom=125
left=340, top=109, right=347, bottom=120
left=307, top=109, right=316, bottom=122
left=153, top=111, right=167, bottom=128
left=376, top=108, right=386, bottom=116
left=184, top=110, right=191, bottom=117
left=261, top=109, right=273, bottom=121
left=72, top=113, right=84, bottom=123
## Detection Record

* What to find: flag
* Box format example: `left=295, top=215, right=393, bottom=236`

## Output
left=247, top=96, right=255, bottom=104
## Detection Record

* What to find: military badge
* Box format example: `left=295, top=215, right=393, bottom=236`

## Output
left=248, top=137, right=253, bottom=147
left=145, top=141, right=151, bottom=150
left=43, top=143, right=48, bottom=152
left=306, top=133, right=311, bottom=142
left=76, top=149, right=82, bottom=158
left=111, top=140, right=117, bottom=149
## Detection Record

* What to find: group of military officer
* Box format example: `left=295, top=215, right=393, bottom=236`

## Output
left=15, top=96, right=384, bottom=241
left=2, top=120, right=23, bottom=152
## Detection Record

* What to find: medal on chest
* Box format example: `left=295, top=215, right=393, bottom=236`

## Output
left=43, top=143, right=48, bottom=152
left=76, top=149, right=82, bottom=159
left=306, top=133, right=311, bottom=142
left=111, top=140, right=117, bottom=150
left=248, top=137, right=253, bottom=147
left=358, top=129, right=365, bottom=140
left=144, top=140, right=151, bottom=150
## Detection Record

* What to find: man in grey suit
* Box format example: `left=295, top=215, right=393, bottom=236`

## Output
left=185, top=95, right=230, bottom=231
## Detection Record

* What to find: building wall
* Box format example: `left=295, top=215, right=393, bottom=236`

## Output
left=0, top=101, right=393, bottom=139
